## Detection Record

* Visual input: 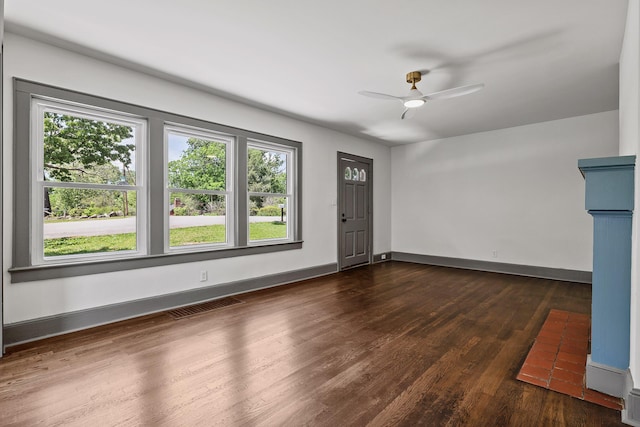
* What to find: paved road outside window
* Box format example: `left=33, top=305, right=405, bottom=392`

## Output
left=44, top=216, right=283, bottom=238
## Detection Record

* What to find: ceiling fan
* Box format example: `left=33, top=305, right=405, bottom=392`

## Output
left=359, top=71, right=484, bottom=120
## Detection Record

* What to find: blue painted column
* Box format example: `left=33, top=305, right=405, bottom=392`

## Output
left=579, top=155, right=635, bottom=397
left=590, top=210, right=632, bottom=368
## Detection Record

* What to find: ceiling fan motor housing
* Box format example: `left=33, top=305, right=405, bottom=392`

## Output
left=406, top=71, right=422, bottom=84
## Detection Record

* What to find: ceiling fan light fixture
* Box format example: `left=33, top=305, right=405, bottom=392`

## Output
left=404, top=98, right=426, bottom=108
left=403, top=86, right=425, bottom=108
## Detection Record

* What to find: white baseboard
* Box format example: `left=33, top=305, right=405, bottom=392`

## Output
left=586, top=355, right=626, bottom=398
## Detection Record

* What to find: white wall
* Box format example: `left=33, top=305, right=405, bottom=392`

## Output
left=391, top=111, right=619, bottom=271
left=620, top=0, right=640, bottom=384
left=620, top=0, right=640, bottom=158
left=1, top=33, right=391, bottom=324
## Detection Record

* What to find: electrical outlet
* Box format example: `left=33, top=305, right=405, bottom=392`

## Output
left=492, top=250, right=498, bottom=259
left=381, top=254, right=387, bottom=260
left=200, top=270, right=208, bottom=282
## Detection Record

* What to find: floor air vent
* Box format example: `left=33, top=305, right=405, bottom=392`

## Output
left=166, top=297, right=244, bottom=320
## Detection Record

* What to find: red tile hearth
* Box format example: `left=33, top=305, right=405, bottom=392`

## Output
left=516, top=309, right=623, bottom=411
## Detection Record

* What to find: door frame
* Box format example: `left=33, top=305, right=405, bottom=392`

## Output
left=337, top=152, right=373, bottom=270
left=1, top=0, right=5, bottom=356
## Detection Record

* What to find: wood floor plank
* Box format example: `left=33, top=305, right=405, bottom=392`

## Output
left=0, top=261, right=625, bottom=426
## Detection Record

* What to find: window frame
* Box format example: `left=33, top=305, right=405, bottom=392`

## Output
left=247, top=140, right=296, bottom=244
left=31, top=98, right=148, bottom=265
left=164, top=124, right=235, bottom=252
left=11, top=79, right=303, bottom=283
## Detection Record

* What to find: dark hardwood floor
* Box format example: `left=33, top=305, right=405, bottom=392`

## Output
left=0, top=262, right=625, bottom=426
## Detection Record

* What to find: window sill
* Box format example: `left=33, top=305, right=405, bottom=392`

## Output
left=9, top=241, right=303, bottom=283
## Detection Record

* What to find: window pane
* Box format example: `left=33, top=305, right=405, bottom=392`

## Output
left=43, top=112, right=136, bottom=185
left=169, top=192, right=227, bottom=247
left=249, top=196, right=288, bottom=241
left=168, top=133, right=227, bottom=191
left=248, top=147, right=287, bottom=193
left=43, top=187, right=137, bottom=257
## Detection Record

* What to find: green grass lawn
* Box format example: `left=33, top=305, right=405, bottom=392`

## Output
left=170, top=225, right=227, bottom=247
left=249, top=221, right=287, bottom=241
left=44, top=222, right=287, bottom=256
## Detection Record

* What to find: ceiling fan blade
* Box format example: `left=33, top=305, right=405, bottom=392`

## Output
left=424, top=83, right=485, bottom=100
left=358, top=91, right=403, bottom=101
left=401, top=108, right=416, bottom=120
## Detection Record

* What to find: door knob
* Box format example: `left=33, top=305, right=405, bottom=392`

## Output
left=341, top=213, right=347, bottom=222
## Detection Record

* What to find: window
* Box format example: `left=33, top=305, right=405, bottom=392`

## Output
left=166, top=126, right=233, bottom=250
left=12, top=80, right=302, bottom=282
left=32, top=99, right=146, bottom=264
left=248, top=142, right=294, bottom=242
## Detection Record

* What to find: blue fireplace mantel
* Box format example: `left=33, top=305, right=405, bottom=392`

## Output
left=578, top=155, right=635, bottom=397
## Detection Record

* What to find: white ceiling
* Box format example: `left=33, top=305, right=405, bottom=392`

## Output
left=4, top=1, right=629, bottom=146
